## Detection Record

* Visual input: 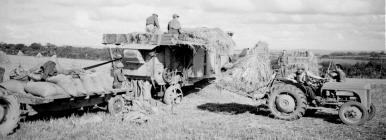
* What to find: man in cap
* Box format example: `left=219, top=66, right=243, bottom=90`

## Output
left=146, top=13, right=160, bottom=33
left=286, top=65, right=326, bottom=105
left=167, top=14, right=181, bottom=34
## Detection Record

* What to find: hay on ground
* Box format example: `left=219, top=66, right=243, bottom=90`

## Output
left=218, top=42, right=271, bottom=94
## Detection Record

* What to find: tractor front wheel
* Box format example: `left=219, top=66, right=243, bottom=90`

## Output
left=338, top=101, right=368, bottom=125
left=268, top=83, right=307, bottom=121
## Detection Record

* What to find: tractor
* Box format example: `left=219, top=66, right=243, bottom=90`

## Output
left=257, top=72, right=376, bottom=125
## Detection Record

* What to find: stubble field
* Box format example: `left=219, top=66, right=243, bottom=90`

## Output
left=2, top=55, right=386, bottom=140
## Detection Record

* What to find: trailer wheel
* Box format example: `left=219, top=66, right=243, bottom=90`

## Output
left=0, top=94, right=20, bottom=136
left=163, top=85, right=183, bottom=105
left=107, top=95, right=124, bottom=115
left=339, top=101, right=368, bottom=125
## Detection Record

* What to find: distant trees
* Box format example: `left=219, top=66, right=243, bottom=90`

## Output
left=319, top=60, right=386, bottom=79
left=0, top=42, right=111, bottom=60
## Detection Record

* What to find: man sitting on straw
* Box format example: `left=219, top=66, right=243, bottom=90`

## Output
left=167, top=14, right=181, bottom=34
left=286, top=65, right=326, bottom=105
left=145, top=13, right=160, bottom=33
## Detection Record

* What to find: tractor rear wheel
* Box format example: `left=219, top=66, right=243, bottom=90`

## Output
left=338, top=101, right=368, bottom=125
left=367, top=103, right=376, bottom=121
left=0, top=92, right=20, bottom=136
left=268, top=83, right=307, bottom=121
left=107, top=95, right=124, bottom=116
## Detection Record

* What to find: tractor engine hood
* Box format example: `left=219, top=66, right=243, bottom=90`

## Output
left=322, top=79, right=371, bottom=92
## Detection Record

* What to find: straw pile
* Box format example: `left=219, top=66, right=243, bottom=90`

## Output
left=218, top=43, right=271, bottom=94
left=179, top=28, right=235, bottom=55
left=103, top=28, right=235, bottom=55
left=279, top=50, right=319, bottom=77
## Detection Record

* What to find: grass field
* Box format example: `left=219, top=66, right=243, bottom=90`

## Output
left=2, top=56, right=386, bottom=140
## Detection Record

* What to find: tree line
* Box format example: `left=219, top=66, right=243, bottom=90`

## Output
left=0, top=42, right=111, bottom=60
left=319, top=60, right=386, bottom=79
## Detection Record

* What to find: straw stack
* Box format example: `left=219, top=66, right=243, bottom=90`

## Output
left=179, top=28, right=235, bottom=55
left=279, top=50, right=319, bottom=77
left=218, top=43, right=271, bottom=94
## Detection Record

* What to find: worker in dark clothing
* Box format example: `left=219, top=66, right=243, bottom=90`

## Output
left=277, top=50, right=287, bottom=77
left=167, top=14, right=181, bottom=34
left=329, top=64, right=346, bottom=82
left=0, top=67, right=4, bottom=82
left=146, top=13, right=160, bottom=33
left=287, top=65, right=326, bottom=105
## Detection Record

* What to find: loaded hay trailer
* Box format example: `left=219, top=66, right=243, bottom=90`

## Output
left=102, top=27, right=235, bottom=104
left=0, top=57, right=131, bottom=136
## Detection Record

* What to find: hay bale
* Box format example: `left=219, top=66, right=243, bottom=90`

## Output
left=100, top=74, right=114, bottom=92
left=25, top=82, right=70, bottom=98
left=80, top=74, right=96, bottom=95
left=47, top=74, right=78, bottom=96
left=279, top=50, right=319, bottom=77
left=218, top=43, right=271, bottom=94
left=73, top=78, right=87, bottom=96
left=89, top=73, right=105, bottom=94
left=103, top=34, right=117, bottom=44
left=0, top=80, right=27, bottom=94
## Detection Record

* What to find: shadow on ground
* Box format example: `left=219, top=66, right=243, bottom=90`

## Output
left=197, top=103, right=270, bottom=116
left=197, top=103, right=343, bottom=124
left=21, top=107, right=105, bottom=123
left=182, top=78, right=215, bottom=96
left=304, top=111, right=342, bottom=124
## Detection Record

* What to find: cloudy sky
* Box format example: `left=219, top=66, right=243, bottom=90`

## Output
left=0, top=0, right=385, bottom=51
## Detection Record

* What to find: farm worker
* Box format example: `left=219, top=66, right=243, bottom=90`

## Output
left=0, top=66, right=4, bottom=82
left=113, top=62, right=126, bottom=89
left=28, top=60, right=58, bottom=81
left=277, top=50, right=287, bottom=76
left=286, top=65, right=326, bottom=105
left=329, top=64, right=346, bottom=82
left=167, top=14, right=181, bottom=34
left=146, top=13, right=160, bottom=33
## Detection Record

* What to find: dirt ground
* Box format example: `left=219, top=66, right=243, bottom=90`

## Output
left=2, top=79, right=386, bottom=140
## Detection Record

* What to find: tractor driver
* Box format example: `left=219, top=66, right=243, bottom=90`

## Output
left=286, top=65, right=326, bottom=105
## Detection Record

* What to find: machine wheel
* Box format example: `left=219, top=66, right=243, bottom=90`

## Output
left=163, top=85, right=183, bottom=105
left=0, top=94, right=20, bottom=136
left=367, top=103, right=376, bottom=121
left=338, top=101, right=368, bottom=125
left=107, top=95, right=124, bottom=115
left=268, top=83, right=307, bottom=121
left=162, top=68, right=173, bottom=84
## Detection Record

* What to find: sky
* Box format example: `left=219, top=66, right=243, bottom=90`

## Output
left=0, top=0, right=385, bottom=51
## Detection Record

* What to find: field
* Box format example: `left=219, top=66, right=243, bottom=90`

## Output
left=2, top=56, right=386, bottom=140
left=320, top=58, right=369, bottom=65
